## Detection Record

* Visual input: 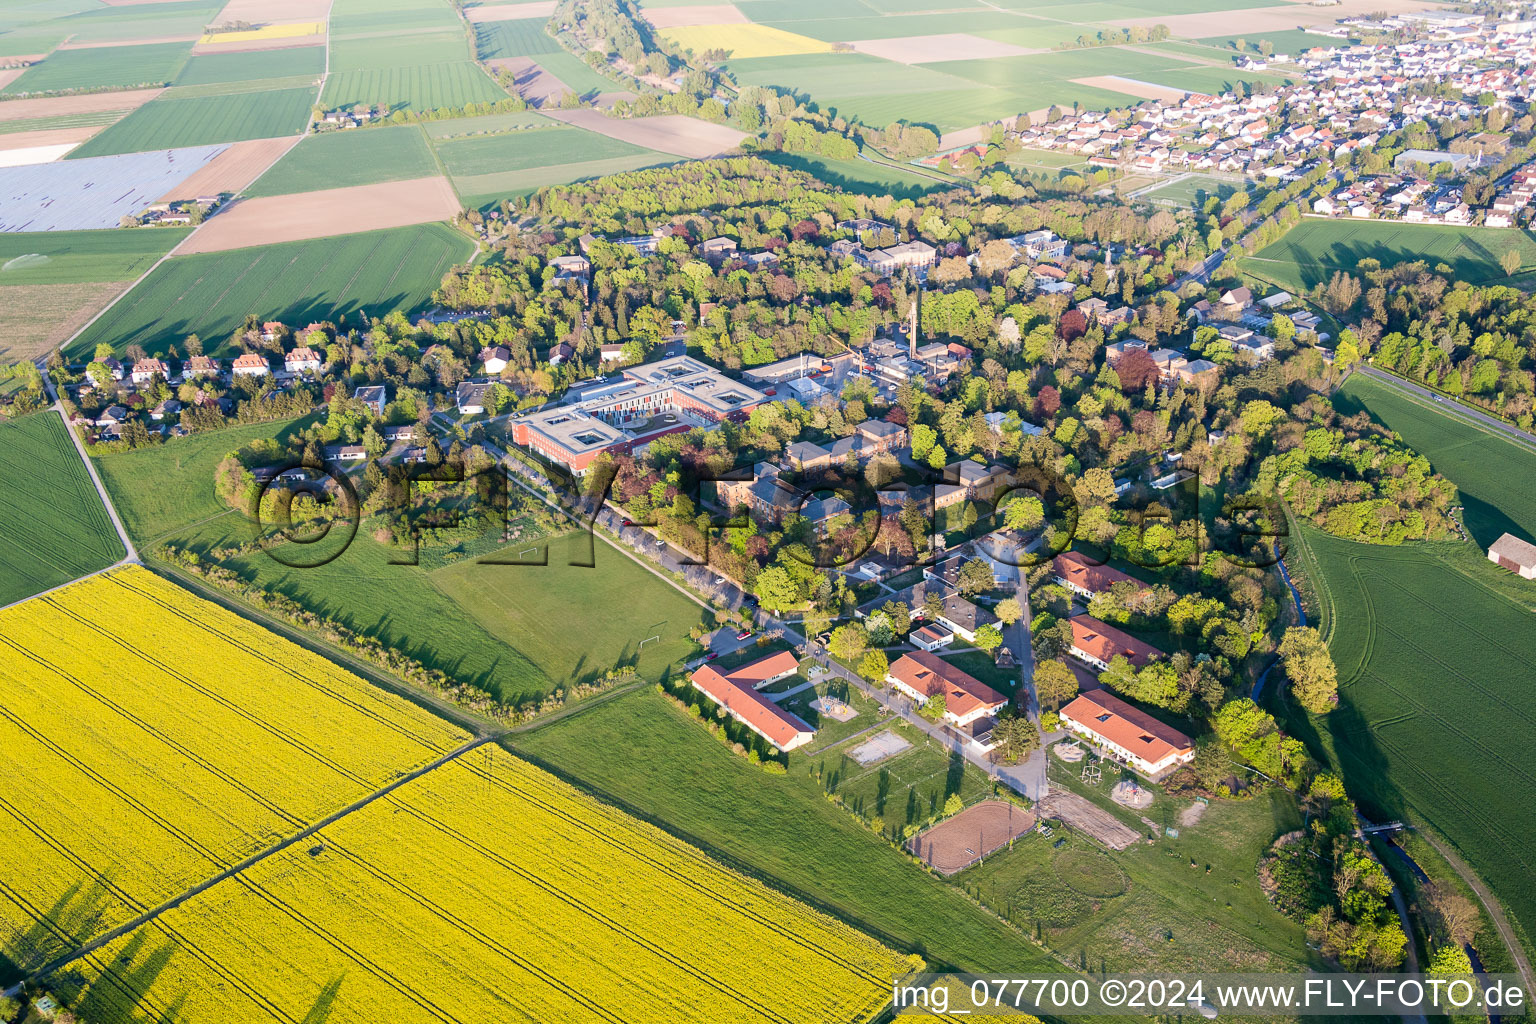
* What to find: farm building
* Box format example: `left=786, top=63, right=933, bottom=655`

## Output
left=1059, top=689, right=1194, bottom=781
left=1067, top=614, right=1163, bottom=671
left=689, top=651, right=813, bottom=752
left=1488, top=533, right=1536, bottom=579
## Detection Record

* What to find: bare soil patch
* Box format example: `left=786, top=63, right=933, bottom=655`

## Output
left=542, top=108, right=745, bottom=158
left=0, top=125, right=105, bottom=153
left=0, top=144, right=78, bottom=167
left=156, top=135, right=300, bottom=201
left=908, top=800, right=1036, bottom=875
left=1109, top=0, right=1444, bottom=36
left=850, top=33, right=1036, bottom=65
left=643, top=4, right=748, bottom=29
left=487, top=57, right=571, bottom=106
left=848, top=729, right=911, bottom=766
left=1110, top=779, right=1154, bottom=809
left=0, top=282, right=129, bottom=361
left=0, top=68, right=28, bottom=91
left=210, top=0, right=331, bottom=22
left=1178, top=800, right=1207, bottom=827
left=465, top=2, right=557, bottom=22
left=1036, top=791, right=1141, bottom=850
left=176, top=176, right=462, bottom=254
left=0, top=88, right=162, bottom=121
left=1072, top=75, right=1189, bottom=103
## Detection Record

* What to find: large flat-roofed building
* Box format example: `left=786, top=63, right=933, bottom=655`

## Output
left=510, top=355, right=767, bottom=473
left=690, top=651, right=813, bottom=751
left=1060, top=689, right=1193, bottom=780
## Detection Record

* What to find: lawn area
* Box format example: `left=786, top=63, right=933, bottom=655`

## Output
left=1288, top=524, right=1536, bottom=969
left=968, top=782, right=1318, bottom=973
left=0, top=228, right=190, bottom=285
left=1, top=40, right=190, bottom=94
left=0, top=413, right=123, bottom=606
left=1140, top=171, right=1244, bottom=209
left=942, top=647, right=1023, bottom=698
left=510, top=685, right=1061, bottom=973
left=1332, top=372, right=1536, bottom=546
left=93, top=414, right=318, bottom=543
left=810, top=718, right=995, bottom=841
left=67, top=86, right=316, bottom=158
left=757, top=149, right=944, bottom=199
left=246, top=124, right=441, bottom=197
left=1253, top=220, right=1536, bottom=291
left=69, top=222, right=474, bottom=359
left=172, top=45, right=326, bottom=87
left=428, top=530, right=709, bottom=686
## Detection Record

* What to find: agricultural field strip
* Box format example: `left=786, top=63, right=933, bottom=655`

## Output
left=0, top=430, right=118, bottom=587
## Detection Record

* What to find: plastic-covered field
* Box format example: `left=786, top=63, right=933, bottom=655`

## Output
left=0, top=144, right=224, bottom=231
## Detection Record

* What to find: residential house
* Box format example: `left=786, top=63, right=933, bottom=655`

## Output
left=885, top=650, right=1007, bottom=729
left=354, top=385, right=386, bottom=416
left=87, top=357, right=123, bottom=387
left=150, top=398, right=181, bottom=421
left=481, top=345, right=511, bottom=375
left=456, top=380, right=494, bottom=415
left=1052, top=551, right=1148, bottom=599
left=231, top=353, right=269, bottom=377
left=1059, top=689, right=1194, bottom=780
left=323, top=444, right=366, bottom=462
left=935, top=594, right=997, bottom=644
left=934, top=460, right=1009, bottom=510
left=700, top=236, right=739, bottom=262
left=1067, top=614, right=1163, bottom=671
left=285, top=347, right=323, bottom=375
left=549, top=342, right=575, bottom=365
left=183, top=355, right=220, bottom=378
left=911, top=624, right=954, bottom=651
left=689, top=651, right=814, bottom=751
left=131, top=358, right=168, bottom=385
left=598, top=344, right=627, bottom=362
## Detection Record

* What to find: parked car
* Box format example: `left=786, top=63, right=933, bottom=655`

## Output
left=703, top=651, right=719, bottom=661
left=735, top=628, right=753, bottom=641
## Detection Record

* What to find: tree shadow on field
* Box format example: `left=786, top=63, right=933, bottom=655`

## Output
left=301, top=974, right=346, bottom=1024
left=944, top=748, right=965, bottom=798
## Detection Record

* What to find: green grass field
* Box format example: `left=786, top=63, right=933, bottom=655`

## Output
left=1254, top=220, right=1536, bottom=291
left=322, top=63, right=509, bottom=112
left=758, top=150, right=944, bottom=199
left=19, top=0, right=218, bottom=46
left=246, top=125, right=441, bottom=197
left=511, top=685, right=1062, bottom=973
left=1140, top=172, right=1245, bottom=209
left=1333, top=373, right=1536, bottom=546
left=422, top=109, right=555, bottom=138
left=330, top=31, right=478, bottom=72
left=0, top=413, right=124, bottom=606
left=1291, top=525, right=1536, bottom=967
left=172, top=46, right=325, bottom=87
left=474, top=17, right=563, bottom=59
left=69, top=223, right=474, bottom=358
left=1, top=40, right=190, bottom=95
left=438, top=124, right=673, bottom=203
left=969, top=782, right=1316, bottom=973
left=0, top=109, right=125, bottom=135
left=524, top=49, right=623, bottom=97
left=0, top=229, right=190, bottom=285
left=67, top=86, right=316, bottom=159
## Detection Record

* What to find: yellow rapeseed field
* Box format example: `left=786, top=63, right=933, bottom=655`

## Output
left=661, top=23, right=834, bottom=60
left=66, top=748, right=922, bottom=1024
left=0, top=566, right=468, bottom=972
left=198, top=21, right=325, bottom=44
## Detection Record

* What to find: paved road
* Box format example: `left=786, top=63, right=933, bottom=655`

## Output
left=1358, top=365, right=1536, bottom=452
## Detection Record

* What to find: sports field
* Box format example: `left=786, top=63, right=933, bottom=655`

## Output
left=59, top=746, right=915, bottom=1024
left=1253, top=220, right=1536, bottom=291
left=1139, top=172, right=1244, bottom=209
left=246, top=124, right=441, bottom=196
left=67, top=86, right=316, bottom=159
left=68, top=222, right=473, bottom=359
left=0, top=413, right=123, bottom=606
left=1, top=41, right=190, bottom=95
left=0, top=565, right=469, bottom=970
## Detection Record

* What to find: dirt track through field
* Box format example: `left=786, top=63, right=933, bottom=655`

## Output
left=0, top=88, right=162, bottom=121
left=155, top=135, right=301, bottom=201
left=175, top=175, right=462, bottom=254
left=542, top=108, right=746, bottom=158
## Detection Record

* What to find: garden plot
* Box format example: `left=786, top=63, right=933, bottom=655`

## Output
left=0, top=143, right=225, bottom=231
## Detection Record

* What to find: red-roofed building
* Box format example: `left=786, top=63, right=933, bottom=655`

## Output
left=689, top=652, right=813, bottom=751
left=1059, top=689, right=1193, bottom=780
left=1052, top=551, right=1148, bottom=599
left=231, top=352, right=269, bottom=377
left=885, top=650, right=1007, bottom=728
left=130, top=358, right=169, bottom=385
left=1067, top=614, right=1162, bottom=671
left=285, top=347, right=323, bottom=374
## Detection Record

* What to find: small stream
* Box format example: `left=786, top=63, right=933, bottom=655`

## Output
left=1382, top=836, right=1498, bottom=1022
left=1252, top=547, right=1308, bottom=700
